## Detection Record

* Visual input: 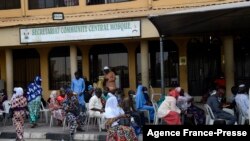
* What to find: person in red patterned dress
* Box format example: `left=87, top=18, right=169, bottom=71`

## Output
left=11, top=87, right=27, bottom=141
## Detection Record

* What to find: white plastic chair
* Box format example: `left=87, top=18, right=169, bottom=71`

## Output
left=40, top=102, right=50, bottom=124
left=204, top=104, right=226, bottom=125
left=236, top=102, right=249, bottom=125
left=85, top=104, right=102, bottom=132
left=2, top=100, right=11, bottom=126
left=152, top=102, right=161, bottom=125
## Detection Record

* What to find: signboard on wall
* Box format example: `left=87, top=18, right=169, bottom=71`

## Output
left=20, top=20, right=141, bottom=43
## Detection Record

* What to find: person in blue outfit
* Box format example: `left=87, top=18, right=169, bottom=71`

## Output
left=27, top=76, right=42, bottom=128
left=135, top=85, right=154, bottom=123
left=71, top=71, right=85, bottom=112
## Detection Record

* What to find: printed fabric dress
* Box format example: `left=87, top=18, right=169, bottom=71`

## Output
left=11, top=95, right=27, bottom=141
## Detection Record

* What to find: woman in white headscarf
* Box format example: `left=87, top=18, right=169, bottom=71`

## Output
left=11, top=87, right=27, bottom=141
left=104, top=91, right=138, bottom=141
left=48, top=90, right=65, bottom=126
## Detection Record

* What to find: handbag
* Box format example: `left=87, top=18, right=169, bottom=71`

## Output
left=118, top=117, right=131, bottom=126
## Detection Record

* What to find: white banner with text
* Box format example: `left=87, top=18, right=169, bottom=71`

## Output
left=20, top=20, right=140, bottom=43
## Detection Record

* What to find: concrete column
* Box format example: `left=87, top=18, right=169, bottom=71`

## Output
left=81, top=46, right=91, bottom=80
left=37, top=48, right=50, bottom=100
left=5, top=49, right=13, bottom=99
left=125, top=43, right=137, bottom=91
left=70, top=46, right=78, bottom=80
left=141, top=40, right=149, bottom=89
left=223, top=36, right=234, bottom=100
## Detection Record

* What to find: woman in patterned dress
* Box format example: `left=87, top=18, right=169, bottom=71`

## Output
left=104, top=91, right=138, bottom=141
left=63, top=88, right=86, bottom=141
left=49, top=90, right=65, bottom=126
left=27, top=76, right=42, bottom=128
left=11, top=87, right=27, bottom=141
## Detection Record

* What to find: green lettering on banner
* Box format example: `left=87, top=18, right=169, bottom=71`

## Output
left=109, top=22, right=131, bottom=31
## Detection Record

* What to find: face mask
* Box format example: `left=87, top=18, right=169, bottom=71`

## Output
left=143, top=91, right=148, bottom=94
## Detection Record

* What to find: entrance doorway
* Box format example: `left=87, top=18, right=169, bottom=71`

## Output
left=13, top=49, right=40, bottom=89
left=234, top=36, right=250, bottom=87
left=187, top=37, right=221, bottom=96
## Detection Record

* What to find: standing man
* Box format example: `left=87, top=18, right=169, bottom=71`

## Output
left=71, top=71, right=85, bottom=112
left=27, top=76, right=42, bottom=128
left=103, top=66, right=116, bottom=90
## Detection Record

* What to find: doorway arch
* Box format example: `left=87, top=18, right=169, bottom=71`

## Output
left=187, top=36, right=222, bottom=96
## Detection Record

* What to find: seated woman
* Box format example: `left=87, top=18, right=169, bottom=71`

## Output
left=49, top=90, right=65, bottom=126
left=104, top=95, right=138, bottom=141
left=157, top=89, right=181, bottom=125
left=142, top=87, right=152, bottom=106
left=135, top=85, right=155, bottom=122
left=57, top=87, right=66, bottom=106
left=179, top=88, right=205, bottom=125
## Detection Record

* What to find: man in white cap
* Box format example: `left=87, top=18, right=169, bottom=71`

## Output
left=103, top=66, right=116, bottom=90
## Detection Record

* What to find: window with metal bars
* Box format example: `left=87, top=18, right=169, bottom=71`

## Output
left=87, top=0, right=132, bottom=5
left=0, top=0, right=20, bottom=10
left=28, top=0, right=79, bottom=9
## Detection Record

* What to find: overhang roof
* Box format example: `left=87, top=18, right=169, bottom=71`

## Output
left=149, top=1, right=250, bottom=36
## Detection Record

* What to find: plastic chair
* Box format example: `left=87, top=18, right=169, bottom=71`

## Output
left=85, top=102, right=102, bottom=132
left=86, top=114, right=101, bottom=132
left=40, top=102, right=50, bottom=124
left=2, top=100, right=11, bottom=126
left=152, top=102, right=161, bottom=125
left=204, top=104, right=226, bottom=125
left=236, top=102, right=249, bottom=125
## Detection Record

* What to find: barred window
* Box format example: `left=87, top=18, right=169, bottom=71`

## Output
left=136, top=40, right=179, bottom=87
left=49, top=46, right=82, bottom=89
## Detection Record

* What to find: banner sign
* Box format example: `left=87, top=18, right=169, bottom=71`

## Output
left=20, top=20, right=140, bottom=43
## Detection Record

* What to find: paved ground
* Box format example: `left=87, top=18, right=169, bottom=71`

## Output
left=0, top=121, right=142, bottom=141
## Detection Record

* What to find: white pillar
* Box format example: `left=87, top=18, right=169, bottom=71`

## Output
left=223, top=36, right=234, bottom=101
left=141, top=40, right=149, bottom=89
left=5, top=49, right=13, bottom=99
left=70, top=46, right=78, bottom=80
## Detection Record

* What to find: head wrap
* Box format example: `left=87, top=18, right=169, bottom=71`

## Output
left=169, top=90, right=179, bottom=99
left=103, top=66, right=109, bottom=70
left=210, top=90, right=217, bottom=96
left=11, top=87, right=24, bottom=101
left=135, top=85, right=146, bottom=110
left=88, top=85, right=93, bottom=91
left=175, top=87, right=181, bottom=93
left=50, top=90, right=57, bottom=99
left=34, top=76, right=42, bottom=85
left=104, top=96, right=124, bottom=118
left=65, top=88, right=73, bottom=95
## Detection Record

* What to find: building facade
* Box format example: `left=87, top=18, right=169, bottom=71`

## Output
left=0, top=0, right=249, bottom=101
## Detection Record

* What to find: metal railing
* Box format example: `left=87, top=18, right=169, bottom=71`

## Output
left=28, top=0, right=79, bottom=9
left=0, top=0, right=21, bottom=10
left=87, top=0, right=132, bottom=5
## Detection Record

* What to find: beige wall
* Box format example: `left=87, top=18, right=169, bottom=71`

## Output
left=0, top=0, right=240, bottom=18
left=37, top=47, right=50, bottom=101
left=174, top=38, right=189, bottom=91
left=0, top=27, right=20, bottom=47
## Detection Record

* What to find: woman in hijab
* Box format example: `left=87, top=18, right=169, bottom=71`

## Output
left=157, top=89, right=181, bottom=125
left=11, top=87, right=27, bottom=141
left=135, top=85, right=154, bottom=122
left=104, top=92, right=138, bottom=141
left=63, top=88, right=86, bottom=141
left=49, top=90, right=65, bottom=126
left=27, top=76, right=42, bottom=128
